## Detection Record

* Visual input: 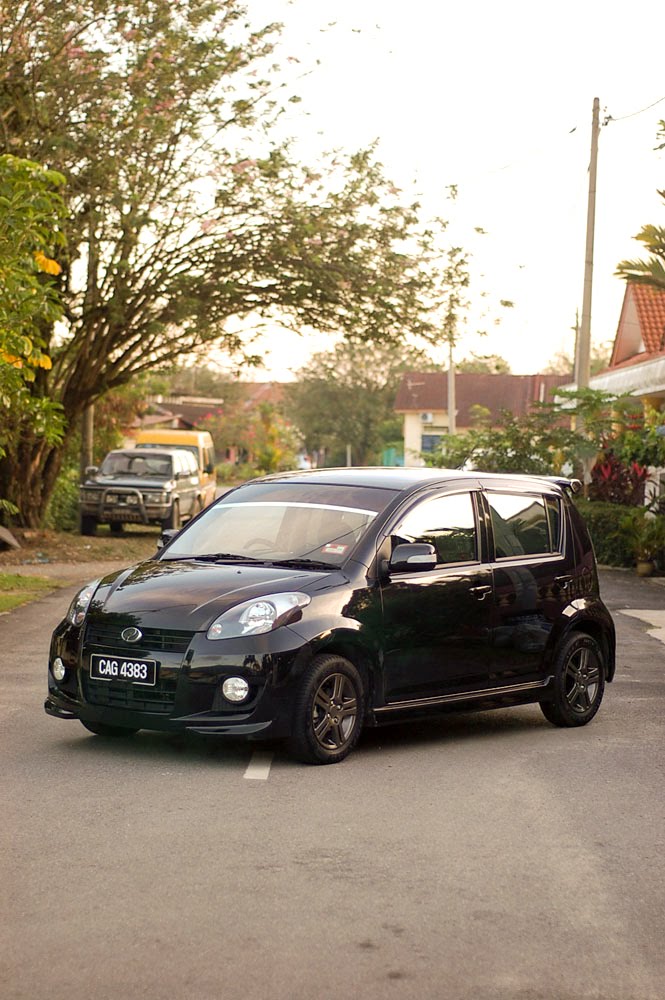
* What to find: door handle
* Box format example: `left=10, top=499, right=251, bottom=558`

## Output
left=555, top=575, right=573, bottom=590
left=470, top=585, right=492, bottom=601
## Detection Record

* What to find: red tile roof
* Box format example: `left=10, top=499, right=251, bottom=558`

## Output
left=394, top=372, right=568, bottom=424
left=632, top=283, right=665, bottom=353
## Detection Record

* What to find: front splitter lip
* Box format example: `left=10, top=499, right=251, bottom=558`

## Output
left=44, top=692, right=282, bottom=738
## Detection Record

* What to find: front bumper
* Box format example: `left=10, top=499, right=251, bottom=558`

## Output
left=46, top=619, right=310, bottom=740
left=79, top=487, right=172, bottom=525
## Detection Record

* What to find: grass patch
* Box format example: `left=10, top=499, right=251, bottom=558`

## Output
left=0, top=572, right=58, bottom=612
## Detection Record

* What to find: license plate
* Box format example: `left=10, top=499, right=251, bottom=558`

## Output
left=90, top=653, right=157, bottom=686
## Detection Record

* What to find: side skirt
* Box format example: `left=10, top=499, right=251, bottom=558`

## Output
left=373, top=676, right=553, bottom=718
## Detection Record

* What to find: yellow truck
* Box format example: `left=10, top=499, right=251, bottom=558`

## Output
left=134, top=429, right=217, bottom=508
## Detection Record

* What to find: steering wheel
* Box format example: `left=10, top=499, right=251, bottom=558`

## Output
left=245, top=537, right=274, bottom=552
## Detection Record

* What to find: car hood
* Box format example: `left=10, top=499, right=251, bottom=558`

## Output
left=89, top=558, right=338, bottom=631
left=85, top=474, right=170, bottom=490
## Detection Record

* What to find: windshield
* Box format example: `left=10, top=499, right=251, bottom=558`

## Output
left=165, top=500, right=378, bottom=566
left=99, top=453, right=173, bottom=478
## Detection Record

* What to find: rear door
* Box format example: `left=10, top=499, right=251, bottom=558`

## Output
left=483, top=489, right=570, bottom=683
left=379, top=489, right=494, bottom=703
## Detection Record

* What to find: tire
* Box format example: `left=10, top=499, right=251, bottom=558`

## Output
left=109, top=521, right=124, bottom=534
left=288, top=654, right=364, bottom=765
left=540, top=632, right=605, bottom=728
left=81, top=720, right=139, bottom=737
left=161, top=500, right=180, bottom=532
left=80, top=515, right=97, bottom=537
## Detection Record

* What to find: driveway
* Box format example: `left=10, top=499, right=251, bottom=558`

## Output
left=2, top=565, right=664, bottom=1000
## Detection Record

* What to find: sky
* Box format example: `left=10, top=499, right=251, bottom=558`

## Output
left=238, top=0, right=665, bottom=381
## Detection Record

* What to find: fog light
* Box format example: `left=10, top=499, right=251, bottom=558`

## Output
left=222, top=676, right=249, bottom=703
left=52, top=657, right=66, bottom=681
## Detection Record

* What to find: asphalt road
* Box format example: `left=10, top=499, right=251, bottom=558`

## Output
left=2, top=568, right=664, bottom=1000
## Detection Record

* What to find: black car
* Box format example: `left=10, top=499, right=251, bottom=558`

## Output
left=47, top=468, right=616, bottom=764
left=78, top=447, right=201, bottom=535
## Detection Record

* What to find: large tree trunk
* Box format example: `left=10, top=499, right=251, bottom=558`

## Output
left=0, top=436, right=64, bottom=528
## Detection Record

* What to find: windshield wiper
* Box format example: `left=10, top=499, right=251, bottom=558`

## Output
left=164, top=552, right=265, bottom=564
left=271, top=557, right=335, bottom=570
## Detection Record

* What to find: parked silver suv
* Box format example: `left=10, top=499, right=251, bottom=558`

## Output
left=78, top=447, right=200, bottom=535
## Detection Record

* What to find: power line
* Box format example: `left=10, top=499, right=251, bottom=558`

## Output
left=604, top=95, right=665, bottom=124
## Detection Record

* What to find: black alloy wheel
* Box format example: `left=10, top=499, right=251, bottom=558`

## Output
left=540, top=632, right=605, bottom=727
left=289, top=654, right=364, bottom=764
left=81, top=720, right=139, bottom=737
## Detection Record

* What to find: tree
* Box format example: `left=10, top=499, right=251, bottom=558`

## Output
left=0, top=154, right=66, bottom=514
left=616, top=121, right=665, bottom=290
left=0, top=1, right=450, bottom=524
left=285, top=339, right=438, bottom=466
left=542, top=340, right=612, bottom=376
left=457, top=353, right=511, bottom=374
left=424, top=387, right=664, bottom=486
left=424, top=405, right=581, bottom=476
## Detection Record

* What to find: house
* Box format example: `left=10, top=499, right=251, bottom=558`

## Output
left=580, top=282, right=665, bottom=411
left=394, top=371, right=568, bottom=464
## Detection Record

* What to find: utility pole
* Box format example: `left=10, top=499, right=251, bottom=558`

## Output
left=575, top=97, right=600, bottom=389
left=447, top=338, right=456, bottom=436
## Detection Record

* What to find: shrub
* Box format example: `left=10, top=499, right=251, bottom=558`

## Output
left=44, top=468, right=79, bottom=531
left=574, top=499, right=645, bottom=567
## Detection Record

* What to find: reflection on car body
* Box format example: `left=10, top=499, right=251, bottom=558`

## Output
left=47, top=467, right=616, bottom=764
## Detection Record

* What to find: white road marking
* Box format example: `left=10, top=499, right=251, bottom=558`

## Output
left=244, top=751, right=273, bottom=780
left=618, top=609, right=665, bottom=645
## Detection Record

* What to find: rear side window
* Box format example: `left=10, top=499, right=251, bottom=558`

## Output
left=393, top=492, right=478, bottom=565
left=487, top=492, right=559, bottom=558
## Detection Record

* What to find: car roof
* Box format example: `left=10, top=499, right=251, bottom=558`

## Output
left=107, top=448, right=181, bottom=458
left=246, top=466, right=576, bottom=494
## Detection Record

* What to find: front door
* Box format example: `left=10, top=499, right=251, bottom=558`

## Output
left=380, top=490, right=494, bottom=703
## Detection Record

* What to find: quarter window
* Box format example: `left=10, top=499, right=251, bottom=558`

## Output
left=487, top=492, right=555, bottom=558
left=393, top=492, right=478, bottom=565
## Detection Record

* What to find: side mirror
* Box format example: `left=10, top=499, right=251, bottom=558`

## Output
left=389, top=542, right=437, bottom=574
left=157, top=528, right=179, bottom=550
left=84, top=465, right=99, bottom=478
left=205, top=462, right=215, bottom=475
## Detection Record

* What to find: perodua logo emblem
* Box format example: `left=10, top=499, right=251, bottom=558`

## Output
left=121, top=627, right=143, bottom=643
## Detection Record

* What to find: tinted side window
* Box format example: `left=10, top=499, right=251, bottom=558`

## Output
left=545, top=496, right=562, bottom=552
left=487, top=493, right=552, bottom=558
left=393, top=492, right=478, bottom=565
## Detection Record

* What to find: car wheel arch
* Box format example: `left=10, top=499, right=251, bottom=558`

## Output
left=544, top=614, right=615, bottom=682
left=299, top=635, right=378, bottom=708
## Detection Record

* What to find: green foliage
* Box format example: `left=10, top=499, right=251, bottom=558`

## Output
left=203, top=402, right=298, bottom=475
left=285, top=339, right=438, bottom=466
left=574, top=500, right=644, bottom=567
left=425, top=404, right=579, bottom=475
left=44, top=467, right=79, bottom=531
left=615, top=121, right=665, bottom=290
left=0, top=153, right=66, bottom=519
left=457, top=353, right=511, bottom=374
left=543, top=341, right=612, bottom=376
left=427, top=387, right=665, bottom=486
left=0, top=0, right=462, bottom=524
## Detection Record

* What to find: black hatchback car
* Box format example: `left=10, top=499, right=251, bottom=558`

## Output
left=46, top=468, right=615, bottom=764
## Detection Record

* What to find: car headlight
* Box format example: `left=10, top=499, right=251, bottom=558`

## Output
left=66, top=580, right=100, bottom=627
left=207, top=592, right=311, bottom=640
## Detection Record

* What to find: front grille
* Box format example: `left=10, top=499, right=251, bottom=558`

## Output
left=83, top=677, right=177, bottom=714
left=84, top=623, right=195, bottom=654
